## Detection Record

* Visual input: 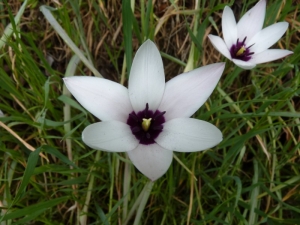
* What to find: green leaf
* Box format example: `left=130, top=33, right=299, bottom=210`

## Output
left=2, top=197, right=69, bottom=221
left=12, top=146, right=42, bottom=205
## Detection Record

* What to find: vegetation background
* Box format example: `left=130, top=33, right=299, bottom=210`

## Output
left=0, top=0, right=299, bottom=224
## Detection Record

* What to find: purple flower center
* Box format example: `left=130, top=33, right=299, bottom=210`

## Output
left=127, top=103, right=166, bottom=145
left=230, top=37, right=254, bottom=61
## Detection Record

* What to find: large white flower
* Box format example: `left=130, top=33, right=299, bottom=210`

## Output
left=64, top=40, right=225, bottom=181
left=208, top=0, right=293, bottom=70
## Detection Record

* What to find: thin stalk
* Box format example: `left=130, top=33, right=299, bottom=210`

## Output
left=140, top=0, right=145, bottom=37
left=120, top=55, right=127, bottom=85
left=194, top=176, right=206, bottom=225
left=266, top=105, right=278, bottom=214
left=248, top=159, right=259, bottom=225
left=184, top=0, right=200, bottom=72
left=186, top=157, right=196, bottom=225
left=133, top=181, right=154, bottom=225
left=79, top=151, right=101, bottom=225
left=75, top=20, right=94, bottom=67
left=123, top=180, right=151, bottom=225
left=64, top=55, right=81, bottom=224
left=122, top=155, right=131, bottom=221
left=108, top=153, right=115, bottom=224
left=173, top=154, right=197, bottom=180
left=120, top=50, right=130, bottom=220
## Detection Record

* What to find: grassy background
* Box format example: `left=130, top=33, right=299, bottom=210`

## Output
left=0, top=0, right=299, bottom=224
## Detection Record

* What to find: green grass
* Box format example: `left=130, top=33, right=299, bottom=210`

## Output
left=0, top=0, right=299, bottom=224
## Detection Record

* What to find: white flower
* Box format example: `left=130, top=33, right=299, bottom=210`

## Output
left=64, top=40, right=225, bottom=181
left=208, top=0, right=293, bottom=69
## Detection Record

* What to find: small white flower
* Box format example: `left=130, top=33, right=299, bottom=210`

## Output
left=208, top=0, right=293, bottom=69
left=64, top=40, right=225, bottom=181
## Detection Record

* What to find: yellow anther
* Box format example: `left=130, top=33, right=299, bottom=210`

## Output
left=236, top=46, right=246, bottom=56
left=142, top=118, right=152, bottom=131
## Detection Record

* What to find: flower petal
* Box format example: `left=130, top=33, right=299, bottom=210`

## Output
left=208, top=35, right=232, bottom=59
left=232, top=59, right=256, bottom=70
left=237, top=0, right=266, bottom=41
left=248, top=22, right=289, bottom=54
left=127, top=143, right=173, bottom=181
left=251, top=49, right=293, bottom=64
left=128, top=40, right=165, bottom=112
left=82, top=121, right=139, bottom=152
left=156, top=118, right=222, bottom=152
left=158, top=63, right=225, bottom=121
left=222, top=6, right=237, bottom=48
left=64, top=76, right=132, bottom=122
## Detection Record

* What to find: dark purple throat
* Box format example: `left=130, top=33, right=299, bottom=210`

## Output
left=127, top=103, right=166, bottom=145
left=230, top=37, right=254, bottom=61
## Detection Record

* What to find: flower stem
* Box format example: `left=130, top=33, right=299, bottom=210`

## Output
left=123, top=180, right=154, bottom=225
left=133, top=180, right=154, bottom=225
left=123, top=182, right=146, bottom=225
left=80, top=151, right=101, bottom=225
left=122, top=155, right=131, bottom=221
left=64, top=55, right=81, bottom=225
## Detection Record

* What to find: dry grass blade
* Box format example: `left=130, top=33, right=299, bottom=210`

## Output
left=0, top=121, right=48, bottom=161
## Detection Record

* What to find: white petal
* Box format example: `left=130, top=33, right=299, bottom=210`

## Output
left=222, top=6, right=237, bottom=48
left=156, top=118, right=222, bottom=152
left=232, top=59, right=256, bottom=70
left=64, top=76, right=132, bottom=122
left=251, top=49, right=293, bottom=64
left=208, top=35, right=232, bottom=59
left=237, top=0, right=266, bottom=41
left=248, top=22, right=289, bottom=54
left=128, top=40, right=165, bottom=112
left=158, top=63, right=225, bottom=121
left=127, top=143, right=173, bottom=181
left=82, top=121, right=139, bottom=152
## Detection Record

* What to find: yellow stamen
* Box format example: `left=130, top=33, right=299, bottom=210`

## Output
left=236, top=46, right=246, bottom=56
left=142, top=118, right=152, bottom=131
